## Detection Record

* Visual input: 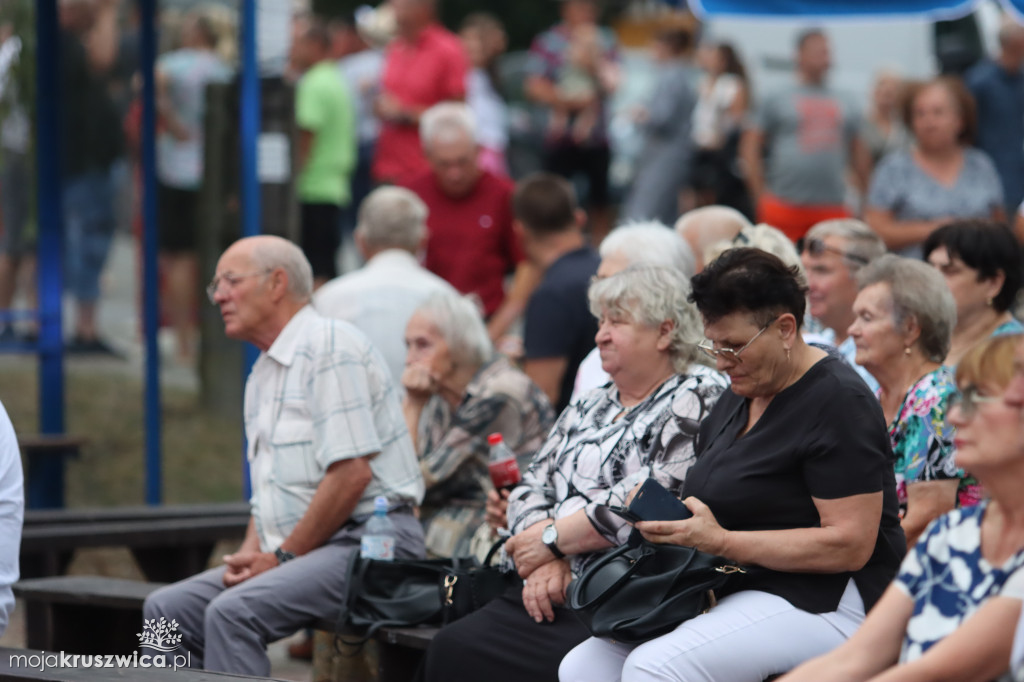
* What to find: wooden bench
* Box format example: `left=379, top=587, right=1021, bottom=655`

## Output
left=20, top=503, right=251, bottom=582
left=14, top=577, right=434, bottom=682
left=13, top=577, right=166, bottom=657
left=18, top=435, right=87, bottom=510
left=0, top=646, right=285, bottom=681
left=313, top=621, right=436, bottom=682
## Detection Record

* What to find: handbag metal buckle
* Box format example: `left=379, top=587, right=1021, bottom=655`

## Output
left=714, top=565, right=746, bottom=575
left=444, top=575, right=458, bottom=605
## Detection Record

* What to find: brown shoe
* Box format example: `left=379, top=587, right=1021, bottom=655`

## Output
left=288, top=636, right=314, bottom=661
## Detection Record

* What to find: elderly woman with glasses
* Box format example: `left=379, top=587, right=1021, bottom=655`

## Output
left=923, top=219, right=1024, bottom=368
left=781, top=334, right=1024, bottom=682
left=560, top=248, right=904, bottom=682
left=418, top=265, right=727, bottom=682
left=847, top=255, right=969, bottom=546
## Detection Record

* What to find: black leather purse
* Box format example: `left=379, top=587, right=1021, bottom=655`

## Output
left=336, top=539, right=516, bottom=649
left=567, top=536, right=745, bottom=644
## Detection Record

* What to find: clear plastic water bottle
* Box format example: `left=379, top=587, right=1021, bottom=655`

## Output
left=487, top=433, right=521, bottom=493
left=360, top=496, right=396, bottom=561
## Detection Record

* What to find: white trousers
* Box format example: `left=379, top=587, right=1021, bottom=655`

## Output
left=560, top=579, right=865, bottom=682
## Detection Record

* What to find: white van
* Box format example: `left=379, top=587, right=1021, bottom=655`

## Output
left=700, top=0, right=1003, bottom=105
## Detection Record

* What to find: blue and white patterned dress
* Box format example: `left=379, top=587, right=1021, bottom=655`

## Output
left=895, top=502, right=1024, bottom=680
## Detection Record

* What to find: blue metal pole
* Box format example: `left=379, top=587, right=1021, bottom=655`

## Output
left=139, top=0, right=162, bottom=505
left=33, top=0, right=66, bottom=509
left=239, top=0, right=261, bottom=500
left=36, top=0, right=64, bottom=437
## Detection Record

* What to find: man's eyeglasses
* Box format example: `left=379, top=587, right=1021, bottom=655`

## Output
left=697, top=318, right=777, bottom=363
left=948, top=384, right=1003, bottom=419
left=206, top=270, right=271, bottom=304
left=802, top=238, right=869, bottom=266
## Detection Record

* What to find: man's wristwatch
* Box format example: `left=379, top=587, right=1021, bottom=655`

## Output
left=542, top=523, right=565, bottom=559
left=274, top=547, right=297, bottom=565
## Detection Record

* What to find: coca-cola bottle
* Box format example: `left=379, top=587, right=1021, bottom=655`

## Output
left=487, top=433, right=521, bottom=492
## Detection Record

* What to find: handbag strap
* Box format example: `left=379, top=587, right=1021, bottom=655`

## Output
left=483, top=536, right=509, bottom=567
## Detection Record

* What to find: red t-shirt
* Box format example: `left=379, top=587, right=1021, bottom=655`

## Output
left=373, top=24, right=468, bottom=185
left=405, top=170, right=524, bottom=317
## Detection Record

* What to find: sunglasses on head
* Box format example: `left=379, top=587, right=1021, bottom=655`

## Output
left=802, top=238, right=869, bottom=266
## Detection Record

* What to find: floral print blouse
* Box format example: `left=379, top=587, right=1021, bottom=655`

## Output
left=895, top=502, right=1024, bottom=680
left=884, top=366, right=980, bottom=509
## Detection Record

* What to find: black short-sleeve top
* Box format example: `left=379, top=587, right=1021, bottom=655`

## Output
left=681, top=355, right=906, bottom=613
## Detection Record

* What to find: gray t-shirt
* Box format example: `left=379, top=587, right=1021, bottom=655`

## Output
left=755, top=83, right=860, bottom=206
left=867, top=147, right=1004, bottom=258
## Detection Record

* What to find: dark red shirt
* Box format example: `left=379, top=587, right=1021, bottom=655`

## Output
left=405, top=170, right=523, bottom=317
left=373, top=24, right=468, bottom=185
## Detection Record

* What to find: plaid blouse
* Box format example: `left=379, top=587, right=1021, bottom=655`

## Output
left=417, top=356, right=555, bottom=558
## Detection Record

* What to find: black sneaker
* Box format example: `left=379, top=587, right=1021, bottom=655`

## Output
left=66, top=336, right=124, bottom=358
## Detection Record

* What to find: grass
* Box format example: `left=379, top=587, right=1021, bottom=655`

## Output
left=2, top=357, right=244, bottom=507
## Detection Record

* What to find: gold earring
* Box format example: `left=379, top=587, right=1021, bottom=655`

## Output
left=904, top=347, right=912, bottom=356
left=785, top=347, right=791, bottom=361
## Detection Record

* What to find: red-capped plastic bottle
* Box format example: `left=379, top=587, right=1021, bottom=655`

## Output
left=487, top=433, right=521, bottom=492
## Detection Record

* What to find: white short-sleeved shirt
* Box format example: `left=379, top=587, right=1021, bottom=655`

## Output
left=313, top=249, right=457, bottom=386
left=245, top=306, right=424, bottom=551
left=0, top=400, right=23, bottom=638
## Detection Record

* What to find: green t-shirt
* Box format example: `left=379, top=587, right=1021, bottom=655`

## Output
left=296, top=61, right=356, bottom=205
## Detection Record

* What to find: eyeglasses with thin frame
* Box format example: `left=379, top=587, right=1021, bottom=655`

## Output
left=697, top=318, right=778, bottom=363
left=948, top=384, right=1003, bottom=419
left=802, top=238, right=869, bottom=266
left=206, top=269, right=271, bottom=304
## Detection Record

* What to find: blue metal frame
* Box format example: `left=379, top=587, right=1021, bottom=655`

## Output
left=239, top=0, right=261, bottom=500
left=139, top=0, right=162, bottom=505
left=35, top=0, right=64, bottom=437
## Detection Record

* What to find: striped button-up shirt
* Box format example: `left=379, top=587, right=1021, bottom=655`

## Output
left=245, top=306, right=424, bottom=552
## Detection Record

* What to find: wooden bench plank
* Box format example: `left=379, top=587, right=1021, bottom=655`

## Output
left=24, top=502, right=250, bottom=526
left=13, top=577, right=166, bottom=610
left=20, top=517, right=249, bottom=551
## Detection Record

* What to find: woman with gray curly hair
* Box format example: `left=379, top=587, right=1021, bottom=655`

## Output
left=848, top=254, right=964, bottom=548
left=419, top=265, right=728, bottom=682
left=402, top=290, right=555, bottom=559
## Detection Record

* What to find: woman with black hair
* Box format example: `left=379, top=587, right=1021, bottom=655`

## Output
left=923, top=219, right=1024, bottom=368
left=560, top=248, right=905, bottom=682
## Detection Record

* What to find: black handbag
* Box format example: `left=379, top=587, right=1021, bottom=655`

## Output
left=567, top=536, right=745, bottom=644
left=336, top=538, right=516, bottom=649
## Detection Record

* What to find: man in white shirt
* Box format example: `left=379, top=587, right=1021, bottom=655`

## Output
left=0, top=399, right=22, bottom=638
left=314, top=186, right=456, bottom=383
left=142, top=235, right=425, bottom=676
left=800, top=218, right=886, bottom=391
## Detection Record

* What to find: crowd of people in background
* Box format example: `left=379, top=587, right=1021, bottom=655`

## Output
left=4, top=0, right=1024, bottom=679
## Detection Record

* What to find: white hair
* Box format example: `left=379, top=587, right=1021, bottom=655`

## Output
left=355, top=186, right=428, bottom=253
left=674, top=206, right=751, bottom=262
left=857, top=254, right=956, bottom=363
left=247, top=236, right=314, bottom=304
left=805, top=218, right=887, bottom=272
left=600, top=221, right=697, bottom=279
left=588, top=266, right=703, bottom=372
left=419, top=102, right=477, bottom=151
left=414, top=290, right=494, bottom=369
left=705, top=223, right=805, bottom=276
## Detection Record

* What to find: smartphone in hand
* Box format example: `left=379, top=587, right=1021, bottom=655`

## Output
left=608, top=478, right=692, bottom=523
